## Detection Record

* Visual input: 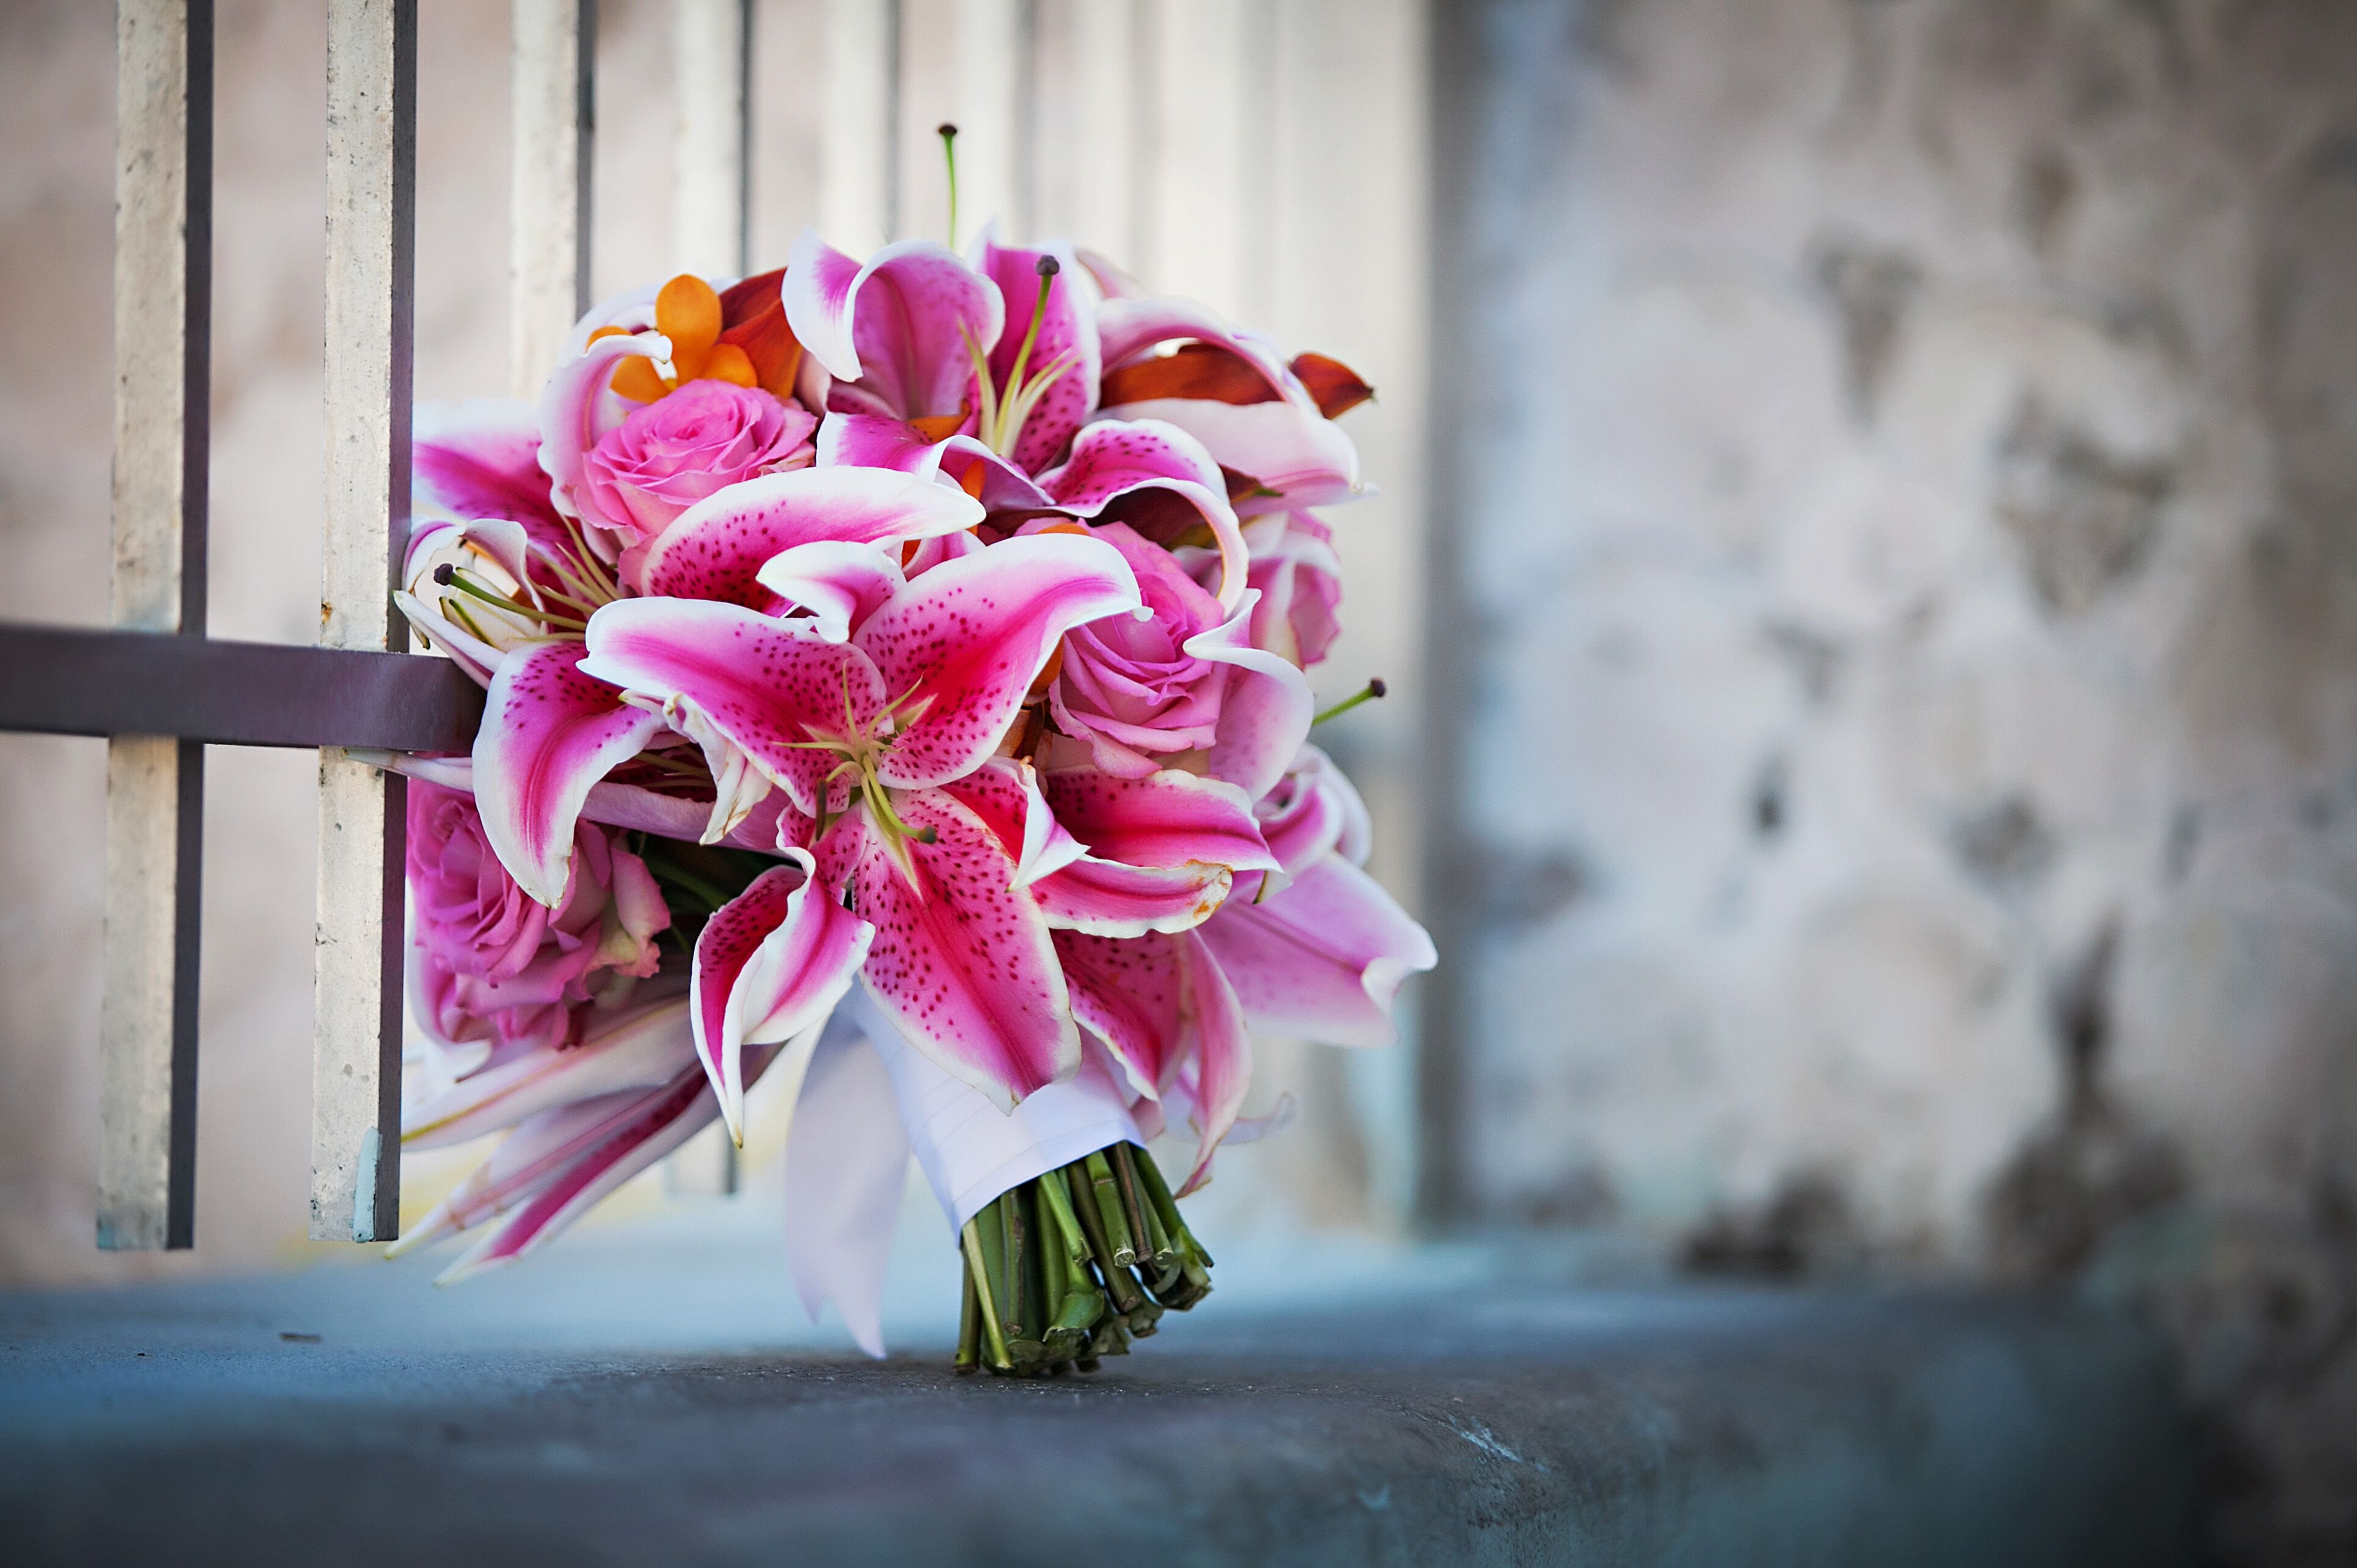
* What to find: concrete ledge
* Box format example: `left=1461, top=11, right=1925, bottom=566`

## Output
left=0, top=1262, right=2198, bottom=1567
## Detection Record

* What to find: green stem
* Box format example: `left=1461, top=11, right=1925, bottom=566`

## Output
left=1084, top=1150, right=1136, bottom=1268
left=1134, top=1146, right=1214, bottom=1270
left=999, top=1188, right=1029, bottom=1343
left=1038, top=1166, right=1091, bottom=1269
left=1110, top=1143, right=1161, bottom=1268
left=960, top=1219, right=1013, bottom=1372
left=1068, top=1165, right=1145, bottom=1317
left=955, top=1254, right=980, bottom=1372
left=1040, top=1170, right=1106, bottom=1342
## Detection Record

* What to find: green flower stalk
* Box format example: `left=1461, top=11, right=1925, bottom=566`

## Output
left=955, top=1143, right=1214, bottom=1377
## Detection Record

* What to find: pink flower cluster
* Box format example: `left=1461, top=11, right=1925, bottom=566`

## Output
left=388, top=233, right=1429, bottom=1281
left=407, top=780, right=667, bottom=1062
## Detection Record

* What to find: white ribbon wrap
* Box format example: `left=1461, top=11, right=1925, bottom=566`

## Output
left=778, top=989, right=1142, bottom=1357
left=850, top=989, right=1142, bottom=1230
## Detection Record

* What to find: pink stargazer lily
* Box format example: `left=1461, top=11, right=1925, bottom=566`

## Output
left=783, top=225, right=1274, bottom=612
left=819, top=414, right=1255, bottom=616
left=571, top=529, right=1150, bottom=1120
left=1047, top=746, right=1430, bottom=1191
left=411, top=399, right=567, bottom=537
left=784, top=226, right=1099, bottom=470
left=402, top=399, right=631, bottom=680
left=467, top=464, right=990, bottom=904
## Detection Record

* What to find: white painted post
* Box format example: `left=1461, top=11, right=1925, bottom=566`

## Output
left=1262, top=0, right=1432, bottom=1230
left=1140, top=0, right=1247, bottom=307
left=101, top=0, right=212, bottom=1252
left=314, top=0, right=417, bottom=1243
left=511, top=0, right=596, bottom=395
left=1048, top=0, right=1142, bottom=262
left=674, top=0, right=751, bottom=276
left=821, top=0, right=899, bottom=253
left=954, top=0, right=1028, bottom=244
left=667, top=0, right=753, bottom=1196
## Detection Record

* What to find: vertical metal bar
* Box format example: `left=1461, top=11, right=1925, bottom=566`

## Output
left=665, top=0, right=751, bottom=1197
left=673, top=0, right=750, bottom=277
left=821, top=0, right=900, bottom=253
left=510, top=0, right=596, bottom=395
left=102, top=0, right=212, bottom=1249
left=316, top=0, right=416, bottom=1243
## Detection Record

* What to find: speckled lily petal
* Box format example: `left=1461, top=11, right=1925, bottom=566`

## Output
left=580, top=599, right=888, bottom=817
left=843, top=789, right=1080, bottom=1108
left=1036, top=419, right=1248, bottom=610
left=1037, top=767, right=1276, bottom=873
left=472, top=640, right=666, bottom=906
left=691, top=856, right=874, bottom=1143
left=856, top=533, right=1140, bottom=790
left=635, top=466, right=981, bottom=605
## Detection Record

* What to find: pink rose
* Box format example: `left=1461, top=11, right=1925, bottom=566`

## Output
left=407, top=781, right=670, bottom=1057
left=580, top=380, right=816, bottom=555
left=1048, top=521, right=1233, bottom=777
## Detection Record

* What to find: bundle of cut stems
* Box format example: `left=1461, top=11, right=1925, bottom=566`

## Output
left=956, top=1141, right=1212, bottom=1376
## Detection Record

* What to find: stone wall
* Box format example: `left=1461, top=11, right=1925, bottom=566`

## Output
left=1425, top=1, right=2357, bottom=1557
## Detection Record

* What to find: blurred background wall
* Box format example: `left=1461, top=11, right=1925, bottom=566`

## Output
left=1425, top=2, right=2357, bottom=1557
left=5, top=0, right=2356, bottom=1559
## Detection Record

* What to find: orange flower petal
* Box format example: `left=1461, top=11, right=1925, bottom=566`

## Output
left=907, top=405, right=971, bottom=443
left=719, top=297, right=805, bottom=400
left=610, top=356, right=672, bottom=403
left=698, top=342, right=758, bottom=388
left=1100, top=342, right=1278, bottom=408
left=654, top=273, right=723, bottom=362
left=1289, top=352, right=1374, bottom=419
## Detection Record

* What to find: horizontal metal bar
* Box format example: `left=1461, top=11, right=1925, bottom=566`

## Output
left=0, top=623, right=480, bottom=751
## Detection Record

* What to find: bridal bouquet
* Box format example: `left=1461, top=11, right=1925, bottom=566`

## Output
left=376, top=143, right=1433, bottom=1375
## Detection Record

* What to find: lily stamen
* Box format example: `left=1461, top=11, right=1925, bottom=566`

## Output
left=1000, top=257, right=1058, bottom=413
left=432, top=563, right=589, bottom=632
left=1312, top=677, right=1386, bottom=726
left=938, top=123, right=960, bottom=248
left=955, top=255, right=1081, bottom=461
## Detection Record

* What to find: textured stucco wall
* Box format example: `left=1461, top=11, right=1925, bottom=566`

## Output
left=1426, top=1, right=2357, bottom=1558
